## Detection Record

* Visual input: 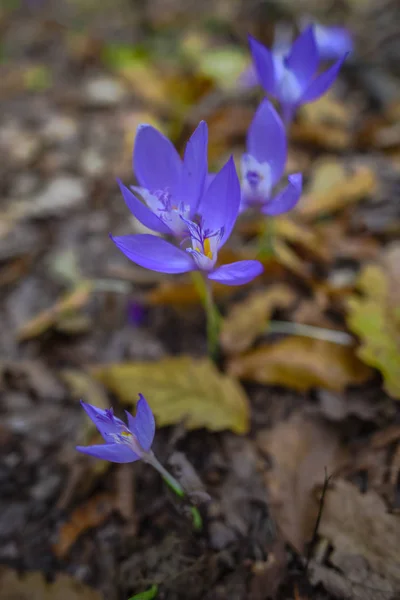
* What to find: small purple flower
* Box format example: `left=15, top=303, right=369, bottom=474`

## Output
left=111, top=157, right=263, bottom=286
left=118, top=121, right=208, bottom=238
left=240, top=99, right=302, bottom=214
left=76, top=395, right=155, bottom=463
left=248, top=25, right=347, bottom=123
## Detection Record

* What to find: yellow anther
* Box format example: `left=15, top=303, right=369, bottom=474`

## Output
left=204, top=237, right=213, bottom=259
left=121, top=431, right=132, bottom=438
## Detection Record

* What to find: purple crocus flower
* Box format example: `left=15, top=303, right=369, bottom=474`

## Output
left=111, top=157, right=263, bottom=286
left=240, top=98, right=302, bottom=214
left=76, top=395, right=155, bottom=463
left=248, top=25, right=347, bottom=123
left=118, top=121, right=208, bottom=238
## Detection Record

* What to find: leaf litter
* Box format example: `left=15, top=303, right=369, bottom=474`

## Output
left=1, top=1, right=400, bottom=599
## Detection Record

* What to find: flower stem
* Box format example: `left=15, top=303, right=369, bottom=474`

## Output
left=257, top=218, right=275, bottom=259
left=147, top=453, right=203, bottom=531
left=191, top=272, right=221, bottom=361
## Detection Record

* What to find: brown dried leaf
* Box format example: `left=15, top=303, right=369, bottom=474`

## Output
left=319, top=479, right=400, bottom=589
left=53, top=493, right=115, bottom=558
left=0, top=567, right=101, bottom=600
left=91, top=357, right=249, bottom=434
left=17, top=281, right=93, bottom=341
left=228, top=337, right=372, bottom=392
left=292, top=92, right=353, bottom=150
left=257, top=412, right=347, bottom=553
left=298, top=160, right=377, bottom=220
left=220, top=284, right=296, bottom=354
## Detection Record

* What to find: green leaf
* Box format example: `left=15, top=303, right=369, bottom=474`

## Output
left=128, top=584, right=158, bottom=600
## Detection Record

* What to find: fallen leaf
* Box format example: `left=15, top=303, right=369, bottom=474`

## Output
left=292, top=92, right=353, bottom=150
left=91, top=357, right=249, bottom=433
left=220, top=284, right=296, bottom=354
left=347, top=243, right=400, bottom=398
left=147, top=279, right=233, bottom=307
left=17, top=281, right=93, bottom=341
left=319, top=479, right=400, bottom=590
left=256, top=412, right=348, bottom=553
left=53, top=493, right=115, bottom=558
left=0, top=567, right=101, bottom=600
left=228, top=337, right=372, bottom=392
left=298, top=159, right=377, bottom=219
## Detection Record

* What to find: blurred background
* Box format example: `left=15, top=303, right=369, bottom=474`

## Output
left=1, top=1, right=400, bottom=599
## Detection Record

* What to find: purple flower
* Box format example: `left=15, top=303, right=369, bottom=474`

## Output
left=76, top=395, right=155, bottom=463
left=118, top=121, right=208, bottom=238
left=240, top=99, right=302, bottom=214
left=248, top=25, right=347, bottom=123
left=111, top=157, right=263, bottom=286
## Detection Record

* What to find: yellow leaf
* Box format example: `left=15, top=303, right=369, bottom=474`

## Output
left=228, top=337, right=372, bottom=392
left=90, top=357, right=250, bottom=434
left=298, top=160, right=376, bottom=219
left=220, top=285, right=296, bottom=354
left=347, top=244, right=400, bottom=398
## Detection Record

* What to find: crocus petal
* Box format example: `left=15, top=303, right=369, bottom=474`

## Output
left=117, top=179, right=171, bottom=235
left=134, top=124, right=182, bottom=192
left=248, top=35, right=276, bottom=95
left=263, top=173, right=302, bottom=216
left=126, top=394, right=155, bottom=452
left=80, top=400, right=126, bottom=441
left=177, top=121, right=208, bottom=214
left=110, top=233, right=195, bottom=274
left=200, top=156, right=241, bottom=247
left=247, top=99, right=287, bottom=185
left=300, top=54, right=347, bottom=103
left=208, top=260, right=263, bottom=286
left=285, top=26, right=319, bottom=89
left=76, top=443, right=140, bottom=463
left=313, top=25, right=353, bottom=61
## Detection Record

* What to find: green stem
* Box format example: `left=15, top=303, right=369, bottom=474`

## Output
left=147, top=453, right=203, bottom=531
left=191, top=272, right=221, bottom=361
left=257, top=217, right=275, bottom=259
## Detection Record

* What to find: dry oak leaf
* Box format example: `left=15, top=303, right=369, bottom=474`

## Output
left=347, top=243, right=400, bottom=398
left=220, top=284, right=296, bottom=354
left=319, top=479, right=400, bottom=590
left=91, top=356, right=249, bottom=434
left=17, top=280, right=93, bottom=341
left=0, top=567, right=101, bottom=600
left=53, top=493, right=115, bottom=558
left=256, top=412, right=348, bottom=553
left=297, top=158, right=376, bottom=220
left=228, top=337, right=372, bottom=392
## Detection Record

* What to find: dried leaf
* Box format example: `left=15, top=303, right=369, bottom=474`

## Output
left=17, top=281, right=93, bottom=341
left=347, top=244, right=400, bottom=398
left=0, top=567, right=101, bottom=600
left=220, top=285, right=296, bottom=354
left=53, top=493, right=115, bottom=558
left=292, top=92, right=353, bottom=150
left=256, top=412, right=347, bottom=553
left=319, top=479, right=400, bottom=589
left=298, top=160, right=376, bottom=219
left=91, top=357, right=249, bottom=434
left=228, top=337, right=372, bottom=392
